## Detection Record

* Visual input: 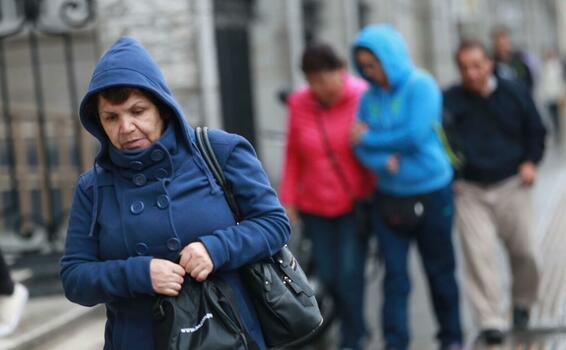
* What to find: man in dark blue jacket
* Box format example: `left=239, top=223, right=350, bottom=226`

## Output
left=443, top=40, right=546, bottom=346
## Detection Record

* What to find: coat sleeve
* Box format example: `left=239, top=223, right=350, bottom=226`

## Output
left=199, top=135, right=291, bottom=271
left=518, top=85, right=546, bottom=164
left=279, top=99, right=301, bottom=206
left=359, top=75, right=442, bottom=152
left=60, top=174, right=154, bottom=307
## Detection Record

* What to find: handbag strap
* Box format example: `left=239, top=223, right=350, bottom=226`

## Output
left=314, top=110, right=355, bottom=200
left=195, top=126, right=242, bottom=222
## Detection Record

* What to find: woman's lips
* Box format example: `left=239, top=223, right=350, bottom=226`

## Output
left=122, top=138, right=146, bottom=150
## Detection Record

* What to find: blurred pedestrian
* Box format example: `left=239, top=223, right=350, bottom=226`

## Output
left=443, top=40, right=546, bottom=345
left=492, top=26, right=535, bottom=92
left=60, top=37, right=290, bottom=350
left=538, top=49, right=565, bottom=144
left=279, top=43, right=374, bottom=350
left=0, top=250, right=28, bottom=337
left=352, top=24, right=463, bottom=350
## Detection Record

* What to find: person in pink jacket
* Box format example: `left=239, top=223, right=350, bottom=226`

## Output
left=279, top=43, right=374, bottom=350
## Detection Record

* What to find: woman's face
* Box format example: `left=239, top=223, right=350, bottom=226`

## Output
left=305, top=69, right=344, bottom=106
left=98, top=89, right=165, bottom=151
left=356, top=49, right=389, bottom=88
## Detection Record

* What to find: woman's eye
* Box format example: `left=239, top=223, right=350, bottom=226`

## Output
left=132, top=108, right=144, bottom=115
left=104, top=115, right=117, bottom=122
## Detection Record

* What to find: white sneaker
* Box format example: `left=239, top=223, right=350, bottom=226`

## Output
left=0, top=283, right=29, bottom=337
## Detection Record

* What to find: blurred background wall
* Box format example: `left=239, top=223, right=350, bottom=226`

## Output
left=0, top=0, right=563, bottom=235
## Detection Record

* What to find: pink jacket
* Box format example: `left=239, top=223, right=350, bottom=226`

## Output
left=280, top=73, right=375, bottom=217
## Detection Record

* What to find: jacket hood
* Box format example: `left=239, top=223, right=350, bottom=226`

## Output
left=79, top=37, right=191, bottom=158
left=352, top=24, right=414, bottom=89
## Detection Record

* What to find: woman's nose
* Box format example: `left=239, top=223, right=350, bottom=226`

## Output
left=119, top=116, right=136, bottom=133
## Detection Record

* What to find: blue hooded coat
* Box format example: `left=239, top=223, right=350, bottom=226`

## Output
left=352, top=24, right=453, bottom=195
left=60, top=37, right=290, bottom=349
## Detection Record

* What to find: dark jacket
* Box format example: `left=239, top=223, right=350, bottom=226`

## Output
left=494, top=51, right=534, bottom=92
left=60, top=37, right=290, bottom=350
left=443, top=77, right=546, bottom=184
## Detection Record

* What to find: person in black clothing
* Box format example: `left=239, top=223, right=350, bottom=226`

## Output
left=443, top=40, right=546, bottom=346
left=492, top=27, right=534, bottom=93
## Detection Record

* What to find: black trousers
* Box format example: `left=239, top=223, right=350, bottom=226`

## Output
left=0, top=249, right=14, bottom=295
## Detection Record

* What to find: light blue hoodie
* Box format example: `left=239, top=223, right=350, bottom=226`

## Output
left=352, top=24, right=453, bottom=195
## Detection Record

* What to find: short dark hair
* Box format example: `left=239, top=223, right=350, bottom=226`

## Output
left=301, top=43, right=344, bottom=73
left=455, top=39, right=491, bottom=62
left=85, top=86, right=171, bottom=122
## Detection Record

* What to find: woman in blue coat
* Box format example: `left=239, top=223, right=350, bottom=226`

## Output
left=60, top=37, right=290, bottom=350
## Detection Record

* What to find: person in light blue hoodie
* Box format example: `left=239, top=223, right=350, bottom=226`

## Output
left=351, top=24, right=463, bottom=350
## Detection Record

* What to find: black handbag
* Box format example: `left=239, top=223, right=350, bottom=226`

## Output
left=315, top=112, right=374, bottom=240
left=375, top=191, right=430, bottom=235
left=153, top=277, right=257, bottom=350
left=195, top=127, right=324, bottom=349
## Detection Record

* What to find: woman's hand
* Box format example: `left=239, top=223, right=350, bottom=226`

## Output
left=150, top=258, right=186, bottom=296
left=351, top=122, right=368, bottom=144
left=179, top=242, right=214, bottom=282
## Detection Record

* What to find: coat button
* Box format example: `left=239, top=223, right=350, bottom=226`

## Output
left=155, top=168, right=169, bottom=179
left=129, top=161, right=143, bottom=170
left=167, top=238, right=181, bottom=251
left=130, top=201, right=144, bottom=215
left=156, top=195, right=170, bottom=209
left=151, top=149, right=165, bottom=162
left=135, top=242, right=148, bottom=255
left=133, top=174, right=147, bottom=186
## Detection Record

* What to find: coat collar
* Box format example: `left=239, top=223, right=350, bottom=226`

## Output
left=101, top=121, right=189, bottom=183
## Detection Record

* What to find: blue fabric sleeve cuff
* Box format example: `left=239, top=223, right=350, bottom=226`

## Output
left=125, top=256, right=154, bottom=295
left=199, top=235, right=227, bottom=272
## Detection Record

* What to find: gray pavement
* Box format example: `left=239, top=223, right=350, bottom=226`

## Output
left=2, top=145, right=566, bottom=350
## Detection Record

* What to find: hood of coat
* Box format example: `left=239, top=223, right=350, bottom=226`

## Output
left=352, top=24, right=414, bottom=90
left=79, top=37, right=192, bottom=161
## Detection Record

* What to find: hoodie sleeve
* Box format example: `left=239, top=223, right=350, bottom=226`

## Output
left=199, top=135, right=291, bottom=271
left=354, top=92, right=391, bottom=171
left=359, top=75, right=442, bottom=152
left=60, top=174, right=154, bottom=307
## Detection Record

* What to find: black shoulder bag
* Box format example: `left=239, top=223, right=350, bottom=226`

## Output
left=153, top=276, right=258, bottom=350
left=195, top=126, right=323, bottom=349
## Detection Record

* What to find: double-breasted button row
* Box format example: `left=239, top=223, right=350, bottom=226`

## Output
left=127, top=149, right=166, bottom=172
left=129, top=195, right=170, bottom=215
left=135, top=238, right=180, bottom=255
left=131, top=169, right=168, bottom=186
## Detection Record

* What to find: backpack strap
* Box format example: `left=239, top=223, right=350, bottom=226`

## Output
left=195, top=126, right=242, bottom=222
